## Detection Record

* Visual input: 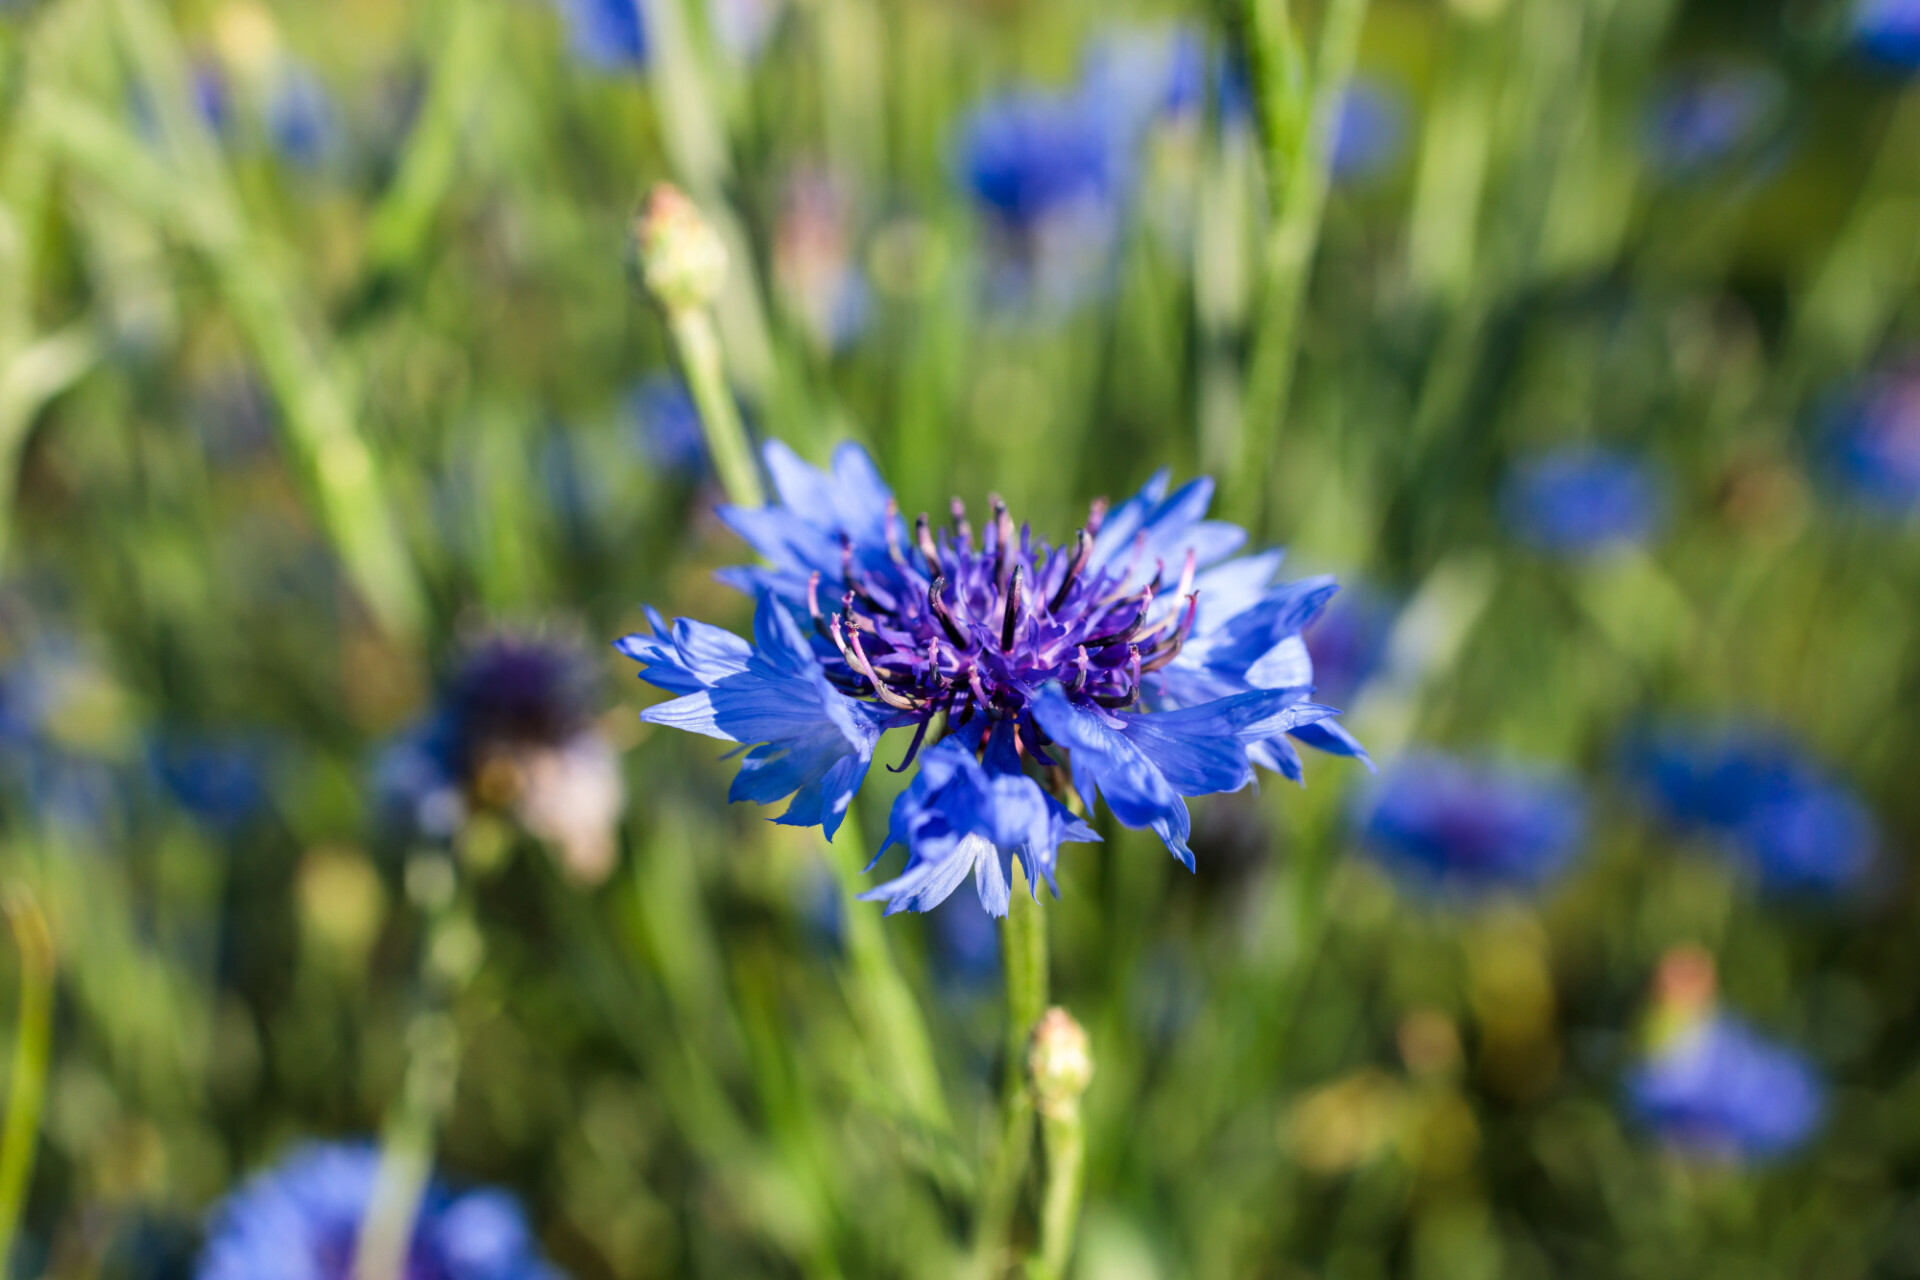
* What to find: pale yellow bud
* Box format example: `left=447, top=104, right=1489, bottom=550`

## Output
left=633, top=184, right=729, bottom=314
left=1029, top=1006, right=1094, bottom=1120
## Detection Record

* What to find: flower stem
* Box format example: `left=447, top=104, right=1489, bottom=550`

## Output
left=1229, top=0, right=1373, bottom=531
left=1030, top=1106, right=1087, bottom=1280
left=669, top=306, right=767, bottom=509
left=824, top=807, right=949, bottom=1134
left=0, top=888, right=52, bottom=1273
left=972, top=868, right=1048, bottom=1279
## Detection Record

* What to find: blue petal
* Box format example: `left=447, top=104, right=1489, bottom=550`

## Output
left=1030, top=684, right=1195, bottom=868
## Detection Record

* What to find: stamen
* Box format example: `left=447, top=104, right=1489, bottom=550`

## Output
left=807, top=572, right=825, bottom=626
left=1001, top=565, right=1024, bottom=651
left=950, top=497, right=972, bottom=547
left=845, top=620, right=925, bottom=711
left=928, top=576, right=969, bottom=648
left=1067, top=645, right=1091, bottom=693
left=916, top=513, right=939, bottom=572
left=1086, top=496, right=1110, bottom=537
left=1048, top=529, right=1092, bottom=614
left=888, top=714, right=934, bottom=773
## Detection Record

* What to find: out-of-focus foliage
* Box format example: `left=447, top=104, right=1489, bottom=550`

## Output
left=0, top=0, right=1915, bottom=1276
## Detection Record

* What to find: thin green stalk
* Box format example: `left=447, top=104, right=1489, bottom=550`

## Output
left=356, top=864, right=472, bottom=1280
left=36, top=0, right=429, bottom=640
left=1030, top=1106, right=1086, bottom=1280
left=822, top=807, right=950, bottom=1134
left=0, top=887, right=53, bottom=1272
left=670, top=306, right=767, bottom=509
left=1230, top=0, right=1373, bottom=531
left=972, top=869, right=1048, bottom=1280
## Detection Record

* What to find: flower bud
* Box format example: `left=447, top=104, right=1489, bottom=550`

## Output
left=1029, top=1006, right=1094, bottom=1120
left=633, top=183, right=729, bottom=314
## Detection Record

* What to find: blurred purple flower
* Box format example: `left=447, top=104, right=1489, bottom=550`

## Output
left=1358, top=752, right=1586, bottom=892
left=196, top=1142, right=565, bottom=1280
left=1627, top=724, right=1877, bottom=893
left=378, top=633, right=625, bottom=883
left=1302, top=582, right=1396, bottom=707
left=1502, top=446, right=1666, bottom=556
left=554, top=0, right=647, bottom=69
left=1823, top=369, right=1920, bottom=515
left=1853, top=0, right=1920, bottom=67
left=627, top=375, right=709, bottom=479
left=266, top=60, right=338, bottom=168
left=1330, top=78, right=1407, bottom=182
left=1642, top=65, right=1787, bottom=177
left=1626, top=1015, right=1824, bottom=1162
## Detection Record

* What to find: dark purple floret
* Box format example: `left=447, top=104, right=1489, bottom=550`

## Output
left=800, top=489, right=1200, bottom=773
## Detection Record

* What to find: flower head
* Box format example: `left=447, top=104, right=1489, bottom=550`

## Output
left=196, top=1142, right=565, bottom=1280
left=1823, top=368, right=1920, bottom=515
left=378, top=633, right=625, bottom=883
left=1501, top=446, right=1666, bottom=556
left=1357, top=753, right=1586, bottom=893
left=1642, top=64, right=1787, bottom=178
left=1626, top=724, right=1877, bottom=893
left=1627, top=1014, right=1824, bottom=1162
left=618, top=442, right=1365, bottom=915
left=553, top=0, right=648, bottom=70
left=1852, top=0, right=1920, bottom=68
left=628, top=375, right=709, bottom=478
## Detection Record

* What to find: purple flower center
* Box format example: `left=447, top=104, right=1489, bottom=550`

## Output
left=807, top=494, right=1199, bottom=769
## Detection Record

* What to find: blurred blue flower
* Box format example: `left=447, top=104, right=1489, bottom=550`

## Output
left=959, top=89, right=1121, bottom=231
left=266, top=61, right=338, bottom=169
left=618, top=442, right=1365, bottom=916
left=196, top=1142, right=565, bottom=1280
left=1853, top=0, right=1920, bottom=67
left=1330, top=79, right=1407, bottom=183
left=928, top=890, right=1000, bottom=989
left=1642, top=65, right=1787, bottom=177
left=148, top=731, right=275, bottom=830
left=1358, top=753, right=1586, bottom=892
left=378, top=634, right=625, bottom=881
left=1302, top=582, right=1396, bottom=707
left=1627, top=725, right=1877, bottom=893
left=627, top=375, right=709, bottom=478
left=554, top=0, right=648, bottom=70
left=1626, top=1015, right=1824, bottom=1161
left=1823, top=369, right=1920, bottom=515
left=0, top=639, right=130, bottom=837
left=1502, top=446, right=1666, bottom=555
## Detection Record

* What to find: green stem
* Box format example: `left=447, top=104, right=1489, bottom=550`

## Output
left=1030, top=1106, right=1086, bottom=1280
left=1230, top=0, right=1373, bottom=531
left=972, top=869, right=1048, bottom=1279
left=669, top=306, right=767, bottom=509
left=0, top=887, right=53, bottom=1272
left=822, top=808, right=949, bottom=1133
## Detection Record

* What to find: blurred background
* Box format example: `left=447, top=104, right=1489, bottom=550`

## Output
left=0, top=0, right=1917, bottom=1274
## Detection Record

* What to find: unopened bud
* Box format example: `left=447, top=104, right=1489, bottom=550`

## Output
left=1028, top=1007, right=1094, bottom=1120
left=633, top=183, right=728, bottom=314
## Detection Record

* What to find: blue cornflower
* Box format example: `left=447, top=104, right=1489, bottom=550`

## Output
left=148, top=731, right=276, bottom=830
left=1330, top=79, right=1407, bottom=183
left=627, top=375, right=709, bottom=478
left=1853, top=0, right=1920, bottom=67
left=1626, top=1014, right=1824, bottom=1162
left=266, top=60, right=338, bottom=169
left=1357, top=752, right=1586, bottom=892
left=959, top=90, right=1121, bottom=231
left=1502, top=446, right=1666, bottom=556
left=554, top=0, right=647, bottom=69
left=1627, top=724, right=1877, bottom=893
left=1823, top=369, right=1920, bottom=514
left=617, top=443, right=1366, bottom=916
left=378, top=634, right=625, bottom=882
left=1302, top=582, right=1395, bottom=708
left=196, top=1142, right=565, bottom=1280
left=1643, top=64, right=1787, bottom=177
